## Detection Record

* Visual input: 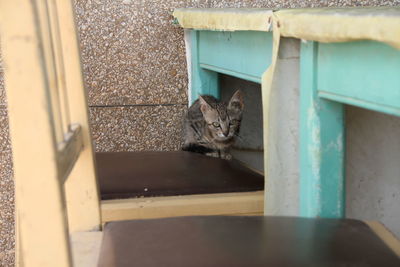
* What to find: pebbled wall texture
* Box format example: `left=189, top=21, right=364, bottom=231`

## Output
left=1, top=0, right=400, bottom=265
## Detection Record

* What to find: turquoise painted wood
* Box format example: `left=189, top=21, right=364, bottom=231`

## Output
left=300, top=39, right=400, bottom=218
left=189, top=30, right=273, bottom=104
left=189, top=30, right=219, bottom=104
left=317, top=40, right=400, bottom=117
left=198, top=31, right=272, bottom=84
left=300, top=41, right=346, bottom=218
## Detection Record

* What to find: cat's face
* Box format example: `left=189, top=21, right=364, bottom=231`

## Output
left=199, top=90, right=244, bottom=142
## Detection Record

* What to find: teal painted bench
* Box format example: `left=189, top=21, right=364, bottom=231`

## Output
left=173, top=9, right=274, bottom=103
left=300, top=40, right=400, bottom=218
left=175, top=8, right=400, bottom=220
left=281, top=8, right=400, bottom=218
left=188, top=30, right=272, bottom=103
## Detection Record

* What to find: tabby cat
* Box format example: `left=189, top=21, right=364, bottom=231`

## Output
left=182, top=90, right=244, bottom=160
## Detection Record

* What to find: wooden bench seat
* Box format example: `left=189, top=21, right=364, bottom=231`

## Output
left=97, top=151, right=265, bottom=222
left=96, top=151, right=264, bottom=200
left=97, top=216, right=400, bottom=267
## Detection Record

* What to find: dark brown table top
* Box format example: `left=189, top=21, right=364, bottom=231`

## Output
left=96, top=151, right=264, bottom=200
left=98, top=216, right=400, bottom=267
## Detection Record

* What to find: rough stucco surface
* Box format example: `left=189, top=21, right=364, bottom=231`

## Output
left=75, top=0, right=189, bottom=106
left=90, top=105, right=186, bottom=152
left=0, top=52, right=15, bottom=266
left=0, top=109, right=11, bottom=153
left=1, top=0, right=400, bottom=265
left=0, top=151, right=14, bottom=265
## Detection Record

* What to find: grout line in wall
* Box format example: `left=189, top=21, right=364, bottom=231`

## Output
left=89, top=103, right=188, bottom=108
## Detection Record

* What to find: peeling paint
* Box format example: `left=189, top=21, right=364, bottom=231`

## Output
left=307, top=103, right=321, bottom=181
left=325, top=133, right=343, bottom=152
left=300, top=42, right=346, bottom=218
left=305, top=100, right=323, bottom=215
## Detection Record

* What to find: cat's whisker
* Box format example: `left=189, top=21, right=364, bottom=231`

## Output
left=234, top=133, right=244, bottom=141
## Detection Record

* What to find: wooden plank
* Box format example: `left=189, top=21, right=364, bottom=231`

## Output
left=366, top=221, right=400, bottom=258
left=189, top=30, right=219, bottom=104
left=35, top=0, right=65, bottom=143
left=16, top=212, right=22, bottom=267
left=101, top=191, right=264, bottom=223
left=198, top=31, right=272, bottom=84
left=299, top=41, right=345, bottom=218
left=70, top=232, right=103, bottom=267
left=317, top=40, right=400, bottom=116
left=0, top=0, right=73, bottom=265
left=55, top=0, right=101, bottom=232
left=318, top=91, right=400, bottom=117
left=199, top=63, right=261, bottom=83
left=57, top=124, right=83, bottom=182
left=46, top=0, right=72, bottom=133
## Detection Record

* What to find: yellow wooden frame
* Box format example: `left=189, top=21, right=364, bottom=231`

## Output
left=1, top=0, right=100, bottom=266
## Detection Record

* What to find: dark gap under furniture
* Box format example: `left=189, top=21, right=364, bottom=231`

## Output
left=220, top=74, right=264, bottom=173
left=96, top=151, right=264, bottom=200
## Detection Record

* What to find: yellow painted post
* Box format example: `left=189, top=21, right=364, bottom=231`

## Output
left=0, top=0, right=73, bottom=265
left=45, top=0, right=72, bottom=133
left=53, top=0, right=101, bottom=232
left=15, top=212, right=22, bottom=267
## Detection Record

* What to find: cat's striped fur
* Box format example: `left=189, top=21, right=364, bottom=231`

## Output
left=182, top=90, right=244, bottom=160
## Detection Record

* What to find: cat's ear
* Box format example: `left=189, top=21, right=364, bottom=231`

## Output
left=199, top=95, right=212, bottom=115
left=228, top=90, right=244, bottom=111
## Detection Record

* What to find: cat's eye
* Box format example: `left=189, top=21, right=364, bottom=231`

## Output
left=230, top=119, right=239, bottom=125
left=212, top=122, right=220, bottom=127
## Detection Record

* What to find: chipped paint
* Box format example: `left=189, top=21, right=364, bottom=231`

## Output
left=325, top=133, right=344, bottom=152
left=307, top=102, right=321, bottom=180
left=300, top=41, right=345, bottom=218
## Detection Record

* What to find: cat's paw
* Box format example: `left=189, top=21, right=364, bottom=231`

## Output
left=205, top=151, right=232, bottom=160
left=205, top=151, right=220, bottom=158
left=220, top=153, right=232, bottom=160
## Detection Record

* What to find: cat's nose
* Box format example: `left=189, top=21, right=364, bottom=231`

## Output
left=221, top=124, right=229, bottom=137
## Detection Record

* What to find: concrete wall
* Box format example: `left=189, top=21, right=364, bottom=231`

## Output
left=346, top=107, right=400, bottom=237
left=1, top=1, right=400, bottom=265
left=265, top=38, right=301, bottom=216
